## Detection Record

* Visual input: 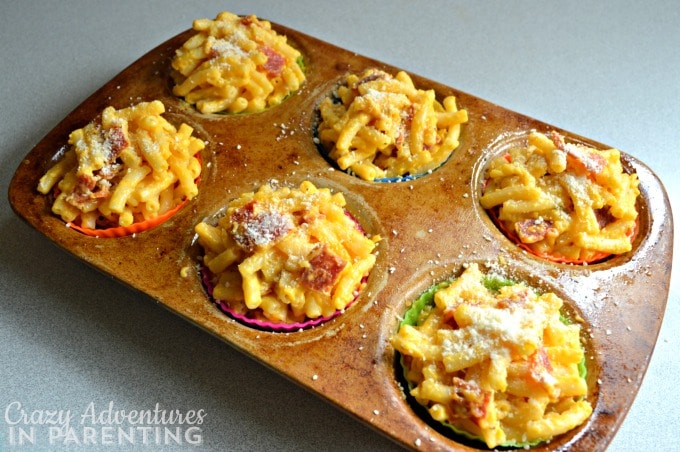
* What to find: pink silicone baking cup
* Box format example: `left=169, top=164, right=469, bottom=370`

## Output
left=200, top=266, right=358, bottom=332
left=198, top=207, right=370, bottom=331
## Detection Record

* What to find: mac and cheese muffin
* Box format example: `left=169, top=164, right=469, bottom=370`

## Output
left=171, top=11, right=306, bottom=114
left=317, top=68, right=467, bottom=181
left=480, top=131, right=639, bottom=263
left=391, top=264, right=592, bottom=448
left=195, top=181, right=380, bottom=329
left=37, top=100, right=203, bottom=237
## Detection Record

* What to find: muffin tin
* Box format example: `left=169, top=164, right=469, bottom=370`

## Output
left=8, top=19, right=673, bottom=451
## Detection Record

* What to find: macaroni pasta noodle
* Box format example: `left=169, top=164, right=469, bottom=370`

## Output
left=171, top=11, right=306, bottom=114
left=391, top=264, right=592, bottom=448
left=195, top=181, right=380, bottom=324
left=37, top=100, right=204, bottom=232
left=317, top=68, right=467, bottom=181
left=480, top=131, right=639, bottom=263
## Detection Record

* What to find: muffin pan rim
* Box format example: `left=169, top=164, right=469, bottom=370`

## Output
left=7, top=19, right=673, bottom=452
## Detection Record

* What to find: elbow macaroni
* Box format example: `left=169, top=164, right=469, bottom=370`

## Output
left=37, top=100, right=204, bottom=232
left=317, top=68, right=468, bottom=181
left=171, top=11, right=306, bottom=114
left=391, top=263, right=592, bottom=448
left=480, top=131, right=639, bottom=263
left=195, top=181, right=380, bottom=325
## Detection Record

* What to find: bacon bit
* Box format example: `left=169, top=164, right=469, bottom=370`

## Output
left=353, top=70, right=390, bottom=90
left=551, top=130, right=567, bottom=150
left=301, top=245, right=347, bottom=293
left=67, top=125, right=127, bottom=208
left=449, top=378, right=490, bottom=422
left=240, top=15, right=260, bottom=27
left=528, top=347, right=556, bottom=389
left=503, top=153, right=512, bottom=163
left=230, top=201, right=292, bottom=251
left=514, top=218, right=556, bottom=244
left=105, top=126, right=128, bottom=157
left=566, top=145, right=607, bottom=176
left=260, top=45, right=285, bottom=76
left=442, top=309, right=459, bottom=329
left=594, top=207, right=615, bottom=229
left=75, top=175, right=110, bottom=199
left=67, top=179, right=111, bottom=207
left=496, top=288, right=530, bottom=310
left=551, top=130, right=606, bottom=176
left=89, top=183, right=111, bottom=199
left=207, top=46, right=220, bottom=60
left=77, top=173, right=97, bottom=191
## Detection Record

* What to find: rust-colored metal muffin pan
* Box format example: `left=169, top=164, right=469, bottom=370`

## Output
left=8, top=20, right=673, bottom=451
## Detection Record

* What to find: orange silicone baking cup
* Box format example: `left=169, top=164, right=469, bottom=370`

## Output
left=66, top=198, right=189, bottom=238
left=488, top=208, right=638, bottom=265
left=59, top=153, right=202, bottom=238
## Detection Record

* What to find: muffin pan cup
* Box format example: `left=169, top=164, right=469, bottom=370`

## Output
left=8, top=21, right=674, bottom=451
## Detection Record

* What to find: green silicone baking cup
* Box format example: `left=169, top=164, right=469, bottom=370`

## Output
left=396, top=274, right=587, bottom=449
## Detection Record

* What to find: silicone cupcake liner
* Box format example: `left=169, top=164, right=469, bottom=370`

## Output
left=65, top=198, right=188, bottom=238
left=313, top=72, right=465, bottom=184
left=169, top=12, right=307, bottom=116
left=197, top=206, right=370, bottom=332
left=486, top=206, right=639, bottom=265
left=396, top=274, right=589, bottom=449
left=313, top=125, right=453, bottom=184
left=57, top=151, right=203, bottom=238
left=200, top=265, right=361, bottom=332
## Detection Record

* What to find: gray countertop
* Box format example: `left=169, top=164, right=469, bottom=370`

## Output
left=1, top=1, right=677, bottom=450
